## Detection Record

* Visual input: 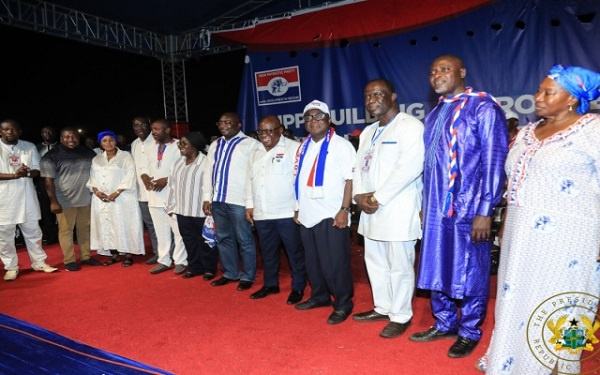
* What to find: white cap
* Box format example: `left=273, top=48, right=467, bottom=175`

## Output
left=505, top=110, right=518, bottom=120
left=303, top=100, right=330, bottom=116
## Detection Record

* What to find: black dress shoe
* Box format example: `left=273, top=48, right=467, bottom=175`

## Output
left=380, top=321, right=411, bottom=338
left=250, top=286, right=280, bottom=299
left=286, top=290, right=304, bottom=305
left=408, top=327, right=458, bottom=342
left=295, top=299, right=332, bottom=310
left=448, top=336, right=479, bottom=358
left=211, top=276, right=236, bottom=287
left=327, top=310, right=350, bottom=325
left=237, top=280, right=253, bottom=291
left=353, top=309, right=390, bottom=322
left=203, top=272, right=215, bottom=281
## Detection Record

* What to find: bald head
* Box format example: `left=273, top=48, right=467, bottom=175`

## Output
left=257, top=114, right=283, bottom=151
left=429, top=54, right=467, bottom=97
left=260, top=115, right=281, bottom=127
left=434, top=55, right=464, bottom=69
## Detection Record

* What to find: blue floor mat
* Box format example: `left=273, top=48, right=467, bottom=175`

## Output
left=0, top=313, right=172, bottom=375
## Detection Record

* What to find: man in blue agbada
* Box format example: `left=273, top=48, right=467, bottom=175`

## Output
left=409, top=55, right=508, bottom=358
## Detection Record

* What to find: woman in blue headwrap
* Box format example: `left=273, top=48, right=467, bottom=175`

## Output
left=86, top=131, right=144, bottom=266
left=478, top=65, right=600, bottom=374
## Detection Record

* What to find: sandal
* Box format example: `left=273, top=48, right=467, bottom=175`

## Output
left=121, top=257, right=133, bottom=267
left=182, top=272, right=198, bottom=279
left=103, top=256, right=121, bottom=266
left=203, top=272, right=215, bottom=281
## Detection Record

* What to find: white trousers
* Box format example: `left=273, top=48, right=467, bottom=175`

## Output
left=0, top=219, right=48, bottom=271
left=149, top=207, right=187, bottom=267
left=364, top=238, right=416, bottom=323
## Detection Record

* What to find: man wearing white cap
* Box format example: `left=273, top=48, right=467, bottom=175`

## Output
left=294, top=99, right=357, bottom=324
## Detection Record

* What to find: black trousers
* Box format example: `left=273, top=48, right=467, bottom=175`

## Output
left=176, top=215, right=218, bottom=275
left=34, top=177, right=57, bottom=243
left=299, top=218, right=354, bottom=313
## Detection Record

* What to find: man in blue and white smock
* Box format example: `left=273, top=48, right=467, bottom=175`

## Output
left=202, top=112, right=259, bottom=292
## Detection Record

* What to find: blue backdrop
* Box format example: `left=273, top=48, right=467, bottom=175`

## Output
left=237, top=0, right=600, bottom=136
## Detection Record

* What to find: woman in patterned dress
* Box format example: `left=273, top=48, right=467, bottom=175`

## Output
left=479, top=66, right=600, bottom=374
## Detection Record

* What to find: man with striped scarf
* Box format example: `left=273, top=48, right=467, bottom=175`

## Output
left=409, top=55, right=508, bottom=358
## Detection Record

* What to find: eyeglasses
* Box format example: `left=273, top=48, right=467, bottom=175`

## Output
left=364, top=91, right=385, bottom=100
left=216, top=120, right=235, bottom=126
left=256, top=127, right=281, bottom=135
left=429, top=66, right=454, bottom=76
left=303, top=113, right=328, bottom=122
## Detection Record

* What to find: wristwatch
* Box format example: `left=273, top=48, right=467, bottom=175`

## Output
left=340, top=206, right=351, bottom=213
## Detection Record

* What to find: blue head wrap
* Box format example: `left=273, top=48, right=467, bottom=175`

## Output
left=548, top=65, right=600, bottom=114
left=97, top=130, right=117, bottom=144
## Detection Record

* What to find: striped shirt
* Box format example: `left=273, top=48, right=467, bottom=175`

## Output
left=166, top=154, right=207, bottom=218
left=202, top=132, right=258, bottom=206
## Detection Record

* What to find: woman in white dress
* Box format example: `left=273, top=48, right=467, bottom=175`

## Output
left=478, top=66, right=600, bottom=374
left=87, top=131, right=144, bottom=266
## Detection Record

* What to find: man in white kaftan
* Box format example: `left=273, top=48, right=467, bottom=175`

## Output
left=0, top=119, right=57, bottom=281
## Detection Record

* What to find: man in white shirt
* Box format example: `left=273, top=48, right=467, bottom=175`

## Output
left=202, top=112, right=259, bottom=291
left=139, top=119, right=187, bottom=275
left=0, top=119, right=57, bottom=281
left=130, top=116, right=159, bottom=263
left=352, top=79, right=425, bottom=339
left=294, top=100, right=356, bottom=324
left=245, top=115, right=307, bottom=304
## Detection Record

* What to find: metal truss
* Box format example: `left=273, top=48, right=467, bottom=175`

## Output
left=161, top=58, right=189, bottom=122
left=0, top=0, right=168, bottom=57
left=0, top=0, right=353, bottom=57
left=201, top=0, right=276, bottom=29
left=176, top=0, right=353, bottom=57
left=174, top=0, right=276, bottom=57
left=0, top=0, right=353, bottom=122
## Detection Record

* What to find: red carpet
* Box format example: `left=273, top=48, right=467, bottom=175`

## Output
left=0, top=239, right=497, bottom=374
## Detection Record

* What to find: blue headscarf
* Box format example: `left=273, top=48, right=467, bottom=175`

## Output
left=97, top=130, right=117, bottom=144
left=548, top=65, right=600, bottom=114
